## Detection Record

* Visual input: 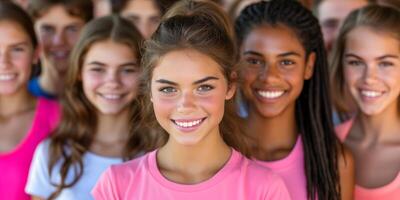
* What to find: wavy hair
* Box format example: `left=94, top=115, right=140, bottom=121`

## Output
left=47, top=15, right=154, bottom=199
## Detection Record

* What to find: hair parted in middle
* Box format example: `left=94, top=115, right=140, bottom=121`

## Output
left=235, top=0, right=341, bottom=199
left=47, top=15, right=155, bottom=199
left=140, top=0, right=250, bottom=156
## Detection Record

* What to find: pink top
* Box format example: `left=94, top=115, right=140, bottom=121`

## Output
left=0, top=98, right=60, bottom=200
left=336, top=119, right=400, bottom=200
left=92, top=149, right=291, bottom=200
left=256, top=136, right=308, bottom=200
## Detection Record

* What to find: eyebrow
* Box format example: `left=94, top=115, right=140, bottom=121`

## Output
left=10, top=42, right=30, bottom=47
left=86, top=61, right=138, bottom=67
left=345, top=53, right=399, bottom=60
left=243, top=50, right=301, bottom=57
left=155, top=76, right=219, bottom=85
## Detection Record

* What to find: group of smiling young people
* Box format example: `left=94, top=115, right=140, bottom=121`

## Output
left=0, top=0, right=399, bottom=199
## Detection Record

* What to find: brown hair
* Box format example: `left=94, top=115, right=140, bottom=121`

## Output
left=27, top=0, right=93, bottom=22
left=330, top=4, right=400, bottom=116
left=0, top=1, right=37, bottom=49
left=140, top=0, right=250, bottom=156
left=47, top=15, right=153, bottom=199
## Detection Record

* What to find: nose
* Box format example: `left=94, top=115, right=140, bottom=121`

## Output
left=104, top=70, right=122, bottom=88
left=52, top=30, right=66, bottom=46
left=258, top=63, right=280, bottom=82
left=362, top=64, right=378, bottom=84
left=0, top=50, right=11, bottom=69
left=176, top=91, right=196, bottom=114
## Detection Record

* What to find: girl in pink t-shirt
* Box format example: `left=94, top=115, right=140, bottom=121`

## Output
left=233, top=0, right=355, bottom=199
left=0, top=2, right=60, bottom=200
left=93, top=1, right=291, bottom=200
left=331, top=5, right=400, bottom=200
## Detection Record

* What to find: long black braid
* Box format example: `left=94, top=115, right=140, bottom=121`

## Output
left=235, top=0, right=340, bottom=199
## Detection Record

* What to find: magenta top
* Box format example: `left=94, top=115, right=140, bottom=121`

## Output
left=336, top=119, right=400, bottom=200
left=0, top=98, right=60, bottom=200
left=92, top=149, right=291, bottom=200
left=256, top=136, right=308, bottom=200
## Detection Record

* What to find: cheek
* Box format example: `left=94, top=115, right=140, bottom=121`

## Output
left=152, top=97, right=176, bottom=119
left=344, top=68, right=361, bottom=86
left=81, top=73, right=101, bottom=95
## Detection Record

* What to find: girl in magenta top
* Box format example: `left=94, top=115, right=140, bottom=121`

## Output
left=0, top=2, right=60, bottom=199
left=332, top=5, right=400, bottom=200
left=234, top=0, right=355, bottom=199
left=93, top=1, right=291, bottom=199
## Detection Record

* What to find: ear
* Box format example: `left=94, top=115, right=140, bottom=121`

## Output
left=225, top=72, right=237, bottom=100
left=304, top=52, right=316, bottom=80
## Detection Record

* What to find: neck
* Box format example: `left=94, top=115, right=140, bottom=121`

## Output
left=39, top=61, right=63, bottom=96
left=157, top=129, right=231, bottom=184
left=0, top=89, right=36, bottom=117
left=246, top=103, right=298, bottom=160
left=356, top=103, right=400, bottom=143
left=95, top=110, right=131, bottom=144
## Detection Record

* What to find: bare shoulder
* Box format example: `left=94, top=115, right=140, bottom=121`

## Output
left=337, top=144, right=355, bottom=200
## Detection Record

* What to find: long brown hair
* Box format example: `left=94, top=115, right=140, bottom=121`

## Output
left=140, top=0, right=250, bottom=156
left=47, top=15, right=154, bottom=199
left=330, top=5, right=400, bottom=116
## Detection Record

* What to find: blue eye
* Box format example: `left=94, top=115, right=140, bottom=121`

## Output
left=159, top=87, right=177, bottom=94
left=12, top=47, right=25, bottom=52
left=347, top=60, right=363, bottom=67
left=379, top=61, right=394, bottom=68
left=122, top=67, right=138, bottom=73
left=197, top=84, right=214, bottom=92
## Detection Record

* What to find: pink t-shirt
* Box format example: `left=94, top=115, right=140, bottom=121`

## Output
left=0, top=98, right=60, bottom=200
left=92, top=149, right=291, bottom=200
left=256, top=136, right=308, bottom=200
left=336, top=119, right=400, bottom=200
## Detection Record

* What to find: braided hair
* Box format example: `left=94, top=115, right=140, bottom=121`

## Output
left=235, top=0, right=340, bottom=199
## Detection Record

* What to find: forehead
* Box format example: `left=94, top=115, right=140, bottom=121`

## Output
left=152, top=49, right=225, bottom=81
left=242, top=25, right=305, bottom=55
left=345, top=26, right=400, bottom=55
left=318, top=0, right=368, bottom=21
left=0, top=20, right=30, bottom=44
left=84, top=40, right=137, bottom=63
left=122, top=0, right=160, bottom=17
left=34, top=5, right=85, bottom=25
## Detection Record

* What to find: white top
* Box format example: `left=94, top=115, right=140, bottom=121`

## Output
left=25, top=139, right=123, bottom=200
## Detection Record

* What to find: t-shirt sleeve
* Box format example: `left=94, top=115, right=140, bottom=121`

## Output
left=92, top=167, right=120, bottom=200
left=25, top=140, right=54, bottom=198
left=265, top=174, right=292, bottom=200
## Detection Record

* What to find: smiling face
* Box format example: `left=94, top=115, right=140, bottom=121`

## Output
left=81, top=40, right=140, bottom=115
left=150, top=49, right=235, bottom=146
left=240, top=25, right=315, bottom=119
left=0, top=20, right=36, bottom=96
left=34, top=5, right=85, bottom=73
left=344, top=26, right=400, bottom=116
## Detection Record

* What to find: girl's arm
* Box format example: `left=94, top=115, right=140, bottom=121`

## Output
left=338, top=145, right=355, bottom=200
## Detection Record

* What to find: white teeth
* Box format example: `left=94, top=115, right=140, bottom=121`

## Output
left=361, top=90, right=382, bottom=98
left=175, top=119, right=203, bottom=128
left=102, top=94, right=121, bottom=100
left=0, top=74, right=16, bottom=81
left=258, top=90, right=285, bottom=99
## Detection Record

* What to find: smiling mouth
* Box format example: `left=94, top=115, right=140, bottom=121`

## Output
left=360, top=90, right=385, bottom=98
left=257, top=90, right=286, bottom=99
left=0, top=74, right=17, bottom=81
left=172, top=117, right=207, bottom=128
left=99, top=93, right=125, bottom=100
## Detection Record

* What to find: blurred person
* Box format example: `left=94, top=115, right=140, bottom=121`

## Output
left=27, top=0, right=93, bottom=99
left=93, top=0, right=112, bottom=17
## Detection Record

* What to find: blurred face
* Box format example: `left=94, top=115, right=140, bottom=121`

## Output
left=34, top=5, right=85, bottom=73
left=93, top=0, right=112, bottom=18
left=151, top=49, right=235, bottom=146
left=82, top=40, right=140, bottom=115
left=240, top=25, right=315, bottom=118
left=344, top=26, right=400, bottom=116
left=121, top=0, right=161, bottom=39
left=0, top=20, right=36, bottom=95
left=318, top=0, right=368, bottom=53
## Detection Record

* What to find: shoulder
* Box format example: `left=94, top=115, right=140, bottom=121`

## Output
left=337, top=144, right=355, bottom=178
left=105, top=153, right=148, bottom=182
left=36, top=98, right=61, bottom=130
